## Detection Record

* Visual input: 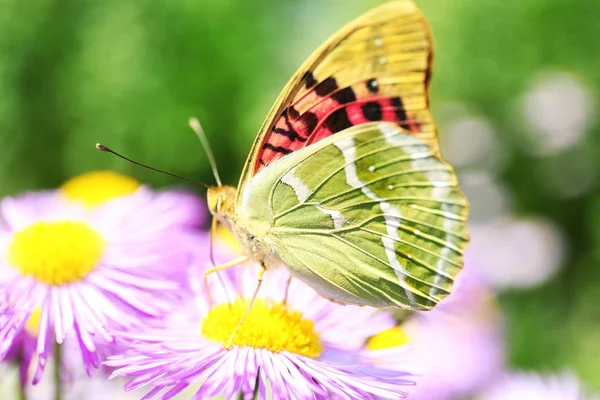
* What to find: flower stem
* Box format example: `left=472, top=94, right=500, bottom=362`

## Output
left=17, top=380, right=27, bottom=400
left=54, top=342, right=62, bottom=400
left=252, top=368, right=260, bottom=400
left=15, top=354, right=28, bottom=400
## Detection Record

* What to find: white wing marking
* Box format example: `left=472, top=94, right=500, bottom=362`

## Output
left=281, top=167, right=346, bottom=229
left=383, top=125, right=457, bottom=301
left=316, top=205, right=345, bottom=229
left=281, top=167, right=311, bottom=203
left=333, top=135, right=416, bottom=304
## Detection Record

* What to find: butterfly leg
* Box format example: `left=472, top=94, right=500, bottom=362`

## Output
left=206, top=216, right=226, bottom=305
left=282, top=275, right=293, bottom=306
left=209, top=216, right=218, bottom=267
left=204, top=255, right=248, bottom=306
left=225, top=263, right=266, bottom=349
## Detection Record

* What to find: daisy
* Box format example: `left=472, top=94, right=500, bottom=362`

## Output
left=106, top=264, right=414, bottom=399
left=3, top=307, right=119, bottom=390
left=366, top=263, right=505, bottom=400
left=2, top=308, right=46, bottom=386
left=476, top=371, right=599, bottom=400
left=0, top=171, right=206, bottom=383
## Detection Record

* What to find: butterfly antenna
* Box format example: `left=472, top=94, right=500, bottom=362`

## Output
left=95, top=143, right=209, bottom=188
left=188, top=117, right=223, bottom=187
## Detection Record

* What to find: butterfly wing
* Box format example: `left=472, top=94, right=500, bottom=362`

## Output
left=236, top=1, right=436, bottom=206
left=239, top=122, right=469, bottom=309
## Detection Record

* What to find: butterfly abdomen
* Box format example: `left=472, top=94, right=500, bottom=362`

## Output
left=229, top=218, right=286, bottom=271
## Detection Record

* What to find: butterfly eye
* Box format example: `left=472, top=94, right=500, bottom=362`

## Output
left=248, top=234, right=256, bottom=241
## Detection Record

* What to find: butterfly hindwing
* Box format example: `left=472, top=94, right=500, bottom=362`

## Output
left=239, top=123, right=469, bottom=309
left=237, top=1, right=436, bottom=202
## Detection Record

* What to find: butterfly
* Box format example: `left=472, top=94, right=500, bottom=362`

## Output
left=205, top=0, right=469, bottom=312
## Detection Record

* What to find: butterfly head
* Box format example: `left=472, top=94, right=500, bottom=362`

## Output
left=207, top=185, right=237, bottom=217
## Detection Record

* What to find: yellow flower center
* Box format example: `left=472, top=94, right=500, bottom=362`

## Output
left=366, top=326, right=409, bottom=350
left=8, top=222, right=105, bottom=286
left=25, top=308, right=41, bottom=336
left=201, top=298, right=323, bottom=358
left=216, top=225, right=243, bottom=253
left=61, top=171, right=140, bottom=207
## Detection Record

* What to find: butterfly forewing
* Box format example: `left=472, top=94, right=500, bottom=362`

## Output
left=239, top=123, right=469, bottom=309
left=236, top=1, right=436, bottom=201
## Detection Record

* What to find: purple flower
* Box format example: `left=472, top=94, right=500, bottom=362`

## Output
left=476, top=371, right=599, bottom=400
left=2, top=327, right=125, bottom=399
left=106, top=265, right=414, bottom=399
left=0, top=171, right=206, bottom=383
left=367, top=263, right=505, bottom=400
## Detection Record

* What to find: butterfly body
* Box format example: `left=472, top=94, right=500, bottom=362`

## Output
left=208, top=1, right=470, bottom=311
left=208, top=185, right=283, bottom=270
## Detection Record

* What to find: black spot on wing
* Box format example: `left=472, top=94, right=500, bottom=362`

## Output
left=303, top=71, right=318, bottom=89
left=315, top=77, right=339, bottom=97
left=331, top=87, right=357, bottom=105
left=366, top=79, right=379, bottom=93
left=263, top=143, right=292, bottom=155
left=361, top=102, right=383, bottom=121
left=299, top=111, right=318, bottom=135
left=390, top=97, right=411, bottom=130
left=272, top=127, right=299, bottom=142
left=274, top=107, right=307, bottom=143
left=324, top=109, right=353, bottom=133
left=288, top=106, right=300, bottom=120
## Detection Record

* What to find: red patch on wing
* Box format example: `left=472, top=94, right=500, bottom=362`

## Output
left=254, top=75, right=421, bottom=173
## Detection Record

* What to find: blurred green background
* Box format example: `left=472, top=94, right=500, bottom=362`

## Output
left=1, top=0, right=599, bottom=391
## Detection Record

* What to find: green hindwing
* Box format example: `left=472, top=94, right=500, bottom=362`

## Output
left=239, top=122, right=469, bottom=310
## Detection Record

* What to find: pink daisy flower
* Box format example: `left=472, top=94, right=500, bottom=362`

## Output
left=366, top=263, right=505, bottom=400
left=0, top=171, right=206, bottom=383
left=106, top=264, right=414, bottom=399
